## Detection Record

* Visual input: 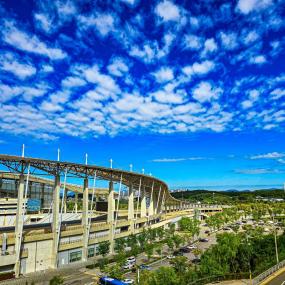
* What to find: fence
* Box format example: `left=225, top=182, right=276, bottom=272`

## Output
left=252, top=259, right=285, bottom=285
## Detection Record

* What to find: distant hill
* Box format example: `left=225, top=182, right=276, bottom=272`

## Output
left=171, top=188, right=284, bottom=204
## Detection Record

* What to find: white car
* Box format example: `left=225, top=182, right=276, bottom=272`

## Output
left=124, top=279, right=135, bottom=284
left=167, top=255, right=175, bottom=259
left=127, top=256, right=136, bottom=264
left=123, top=263, right=135, bottom=270
left=187, top=245, right=197, bottom=250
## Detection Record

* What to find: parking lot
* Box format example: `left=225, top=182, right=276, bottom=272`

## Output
left=124, top=225, right=218, bottom=280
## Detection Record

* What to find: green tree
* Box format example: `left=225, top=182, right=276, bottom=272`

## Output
left=145, top=243, right=154, bottom=260
left=49, top=276, right=64, bottom=285
left=170, top=256, right=188, bottom=275
left=104, top=263, right=124, bottom=280
left=98, top=241, right=110, bottom=257
left=172, top=234, right=183, bottom=250
left=114, top=238, right=125, bottom=254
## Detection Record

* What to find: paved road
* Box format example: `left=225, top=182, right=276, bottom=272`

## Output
left=265, top=270, right=285, bottom=285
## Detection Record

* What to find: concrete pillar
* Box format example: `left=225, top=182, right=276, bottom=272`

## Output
left=14, top=174, right=24, bottom=277
left=51, top=174, right=60, bottom=269
left=75, top=192, right=78, bottom=213
left=148, top=185, right=154, bottom=217
left=128, top=184, right=134, bottom=233
left=140, top=187, right=147, bottom=218
left=108, top=181, right=115, bottom=254
left=82, top=178, right=89, bottom=261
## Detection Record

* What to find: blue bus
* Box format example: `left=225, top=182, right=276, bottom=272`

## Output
left=99, top=277, right=127, bottom=285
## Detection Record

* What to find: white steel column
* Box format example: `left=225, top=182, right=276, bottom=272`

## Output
left=51, top=174, right=60, bottom=269
left=148, top=183, right=154, bottom=218
left=128, top=183, right=134, bottom=233
left=108, top=181, right=115, bottom=254
left=155, top=186, right=162, bottom=215
left=107, top=181, right=114, bottom=223
left=14, top=174, right=24, bottom=277
left=140, top=186, right=147, bottom=218
left=82, top=178, right=89, bottom=262
left=63, top=187, right=67, bottom=213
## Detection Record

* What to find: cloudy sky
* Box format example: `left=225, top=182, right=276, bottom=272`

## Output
left=0, top=0, right=285, bottom=189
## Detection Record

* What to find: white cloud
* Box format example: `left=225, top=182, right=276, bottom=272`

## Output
left=84, top=65, right=120, bottom=95
left=249, top=89, right=260, bottom=101
left=0, top=84, right=22, bottom=102
left=153, top=67, right=174, bottom=83
left=173, top=102, right=205, bottom=115
left=155, top=0, right=180, bottom=22
left=192, top=81, right=222, bottom=103
left=78, top=13, right=115, bottom=37
left=119, top=0, right=137, bottom=6
left=250, top=152, right=285, bottom=159
left=202, top=38, right=218, bottom=54
left=129, top=40, right=171, bottom=63
left=2, top=21, right=67, bottom=60
left=241, top=100, right=253, bottom=109
left=235, top=168, right=283, bottom=174
left=42, top=64, right=54, bottom=73
left=241, top=89, right=260, bottom=109
left=183, top=60, right=215, bottom=76
left=183, top=34, right=203, bottom=50
left=113, top=93, right=144, bottom=112
left=0, top=53, right=36, bottom=79
left=236, top=0, right=272, bottom=14
left=61, top=76, right=86, bottom=88
left=34, top=13, right=53, bottom=33
left=271, top=88, right=285, bottom=100
left=219, top=32, right=238, bottom=50
left=107, top=58, right=129, bottom=77
left=249, top=55, right=266, bottom=65
left=243, top=31, right=260, bottom=45
left=40, top=90, right=71, bottom=112
left=0, top=84, right=47, bottom=102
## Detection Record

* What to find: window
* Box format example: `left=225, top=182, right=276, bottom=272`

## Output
left=69, top=250, right=82, bottom=263
left=88, top=248, right=95, bottom=258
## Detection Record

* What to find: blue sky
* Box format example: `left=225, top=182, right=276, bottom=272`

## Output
left=0, top=0, right=285, bottom=189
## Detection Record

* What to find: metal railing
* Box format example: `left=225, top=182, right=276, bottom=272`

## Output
left=253, top=259, right=285, bottom=285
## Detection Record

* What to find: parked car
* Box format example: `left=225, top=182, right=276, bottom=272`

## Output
left=173, top=251, right=183, bottom=256
left=205, top=230, right=210, bottom=234
left=123, top=263, right=135, bottom=270
left=223, top=227, right=231, bottom=231
left=140, top=264, right=151, bottom=270
left=126, top=256, right=136, bottom=264
left=167, top=255, right=175, bottom=259
left=124, top=279, right=135, bottom=285
left=179, top=247, right=191, bottom=253
left=199, top=238, right=209, bottom=242
left=187, top=245, right=197, bottom=250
